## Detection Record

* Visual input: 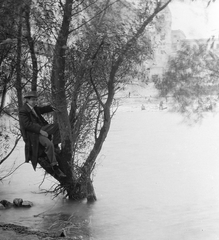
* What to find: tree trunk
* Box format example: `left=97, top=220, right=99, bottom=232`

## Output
left=0, top=83, right=7, bottom=115
left=50, top=0, right=77, bottom=198
left=16, top=6, right=23, bottom=112
left=24, top=1, right=38, bottom=91
left=51, top=0, right=73, bottom=150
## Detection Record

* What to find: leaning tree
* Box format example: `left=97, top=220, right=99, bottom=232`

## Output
left=2, top=0, right=172, bottom=201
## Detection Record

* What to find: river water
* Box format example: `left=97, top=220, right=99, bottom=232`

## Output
left=1, top=107, right=219, bottom=239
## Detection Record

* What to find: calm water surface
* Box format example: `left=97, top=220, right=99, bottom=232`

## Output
left=1, top=109, right=219, bottom=239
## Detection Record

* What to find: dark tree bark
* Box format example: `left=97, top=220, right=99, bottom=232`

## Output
left=50, top=0, right=77, bottom=197
left=0, top=83, right=7, bottom=115
left=24, top=0, right=38, bottom=91
left=16, top=6, right=23, bottom=111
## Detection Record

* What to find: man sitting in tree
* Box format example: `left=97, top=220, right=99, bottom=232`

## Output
left=19, top=91, right=66, bottom=177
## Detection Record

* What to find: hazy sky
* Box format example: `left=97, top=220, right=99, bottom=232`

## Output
left=169, top=0, right=219, bottom=39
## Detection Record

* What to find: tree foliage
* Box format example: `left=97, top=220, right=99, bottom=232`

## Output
left=155, top=40, right=219, bottom=122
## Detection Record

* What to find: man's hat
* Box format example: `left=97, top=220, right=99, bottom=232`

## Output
left=24, top=91, right=38, bottom=98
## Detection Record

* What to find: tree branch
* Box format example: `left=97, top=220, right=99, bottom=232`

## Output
left=68, top=0, right=120, bottom=33
left=0, top=135, right=21, bottom=165
left=88, top=38, right=106, bottom=108
left=113, top=0, right=172, bottom=73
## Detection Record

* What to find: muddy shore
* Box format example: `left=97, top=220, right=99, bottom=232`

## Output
left=0, top=222, right=87, bottom=240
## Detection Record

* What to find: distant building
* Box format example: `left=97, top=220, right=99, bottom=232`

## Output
left=146, top=6, right=172, bottom=81
left=170, top=29, right=219, bottom=55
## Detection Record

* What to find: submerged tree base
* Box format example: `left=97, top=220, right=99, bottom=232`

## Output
left=37, top=156, right=97, bottom=202
left=86, top=180, right=97, bottom=202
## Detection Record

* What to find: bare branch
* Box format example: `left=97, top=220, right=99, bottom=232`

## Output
left=69, top=0, right=120, bottom=33
left=88, top=38, right=106, bottom=107
left=0, top=162, right=25, bottom=181
left=0, top=135, right=22, bottom=165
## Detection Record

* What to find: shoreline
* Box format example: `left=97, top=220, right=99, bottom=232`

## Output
left=0, top=223, right=59, bottom=240
left=0, top=222, right=85, bottom=240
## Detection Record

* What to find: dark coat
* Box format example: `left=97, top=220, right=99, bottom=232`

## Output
left=19, top=103, right=54, bottom=170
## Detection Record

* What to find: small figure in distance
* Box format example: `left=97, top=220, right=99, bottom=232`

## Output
left=159, top=100, right=163, bottom=110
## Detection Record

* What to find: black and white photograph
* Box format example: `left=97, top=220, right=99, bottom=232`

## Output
left=1, top=0, right=219, bottom=239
